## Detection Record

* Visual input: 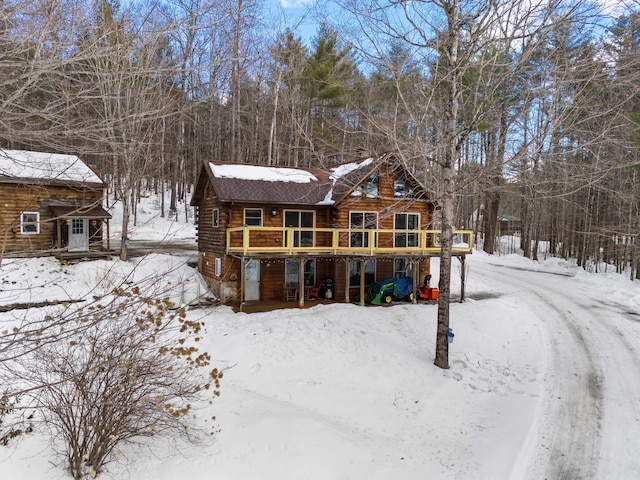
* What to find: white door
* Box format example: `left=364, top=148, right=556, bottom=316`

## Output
left=244, top=259, right=260, bottom=301
left=68, top=219, right=89, bottom=252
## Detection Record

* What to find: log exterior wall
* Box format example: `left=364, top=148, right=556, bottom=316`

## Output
left=194, top=161, right=436, bottom=304
left=0, top=182, right=104, bottom=255
left=327, top=162, right=433, bottom=301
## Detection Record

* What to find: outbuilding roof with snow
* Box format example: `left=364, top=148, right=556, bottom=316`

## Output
left=192, top=155, right=387, bottom=206
left=0, top=149, right=104, bottom=186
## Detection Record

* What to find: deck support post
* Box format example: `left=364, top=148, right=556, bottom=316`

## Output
left=458, top=255, right=466, bottom=302
left=344, top=257, right=351, bottom=303
left=240, top=256, right=247, bottom=311
left=411, top=257, right=419, bottom=304
left=298, top=257, right=305, bottom=308
left=359, top=258, right=366, bottom=307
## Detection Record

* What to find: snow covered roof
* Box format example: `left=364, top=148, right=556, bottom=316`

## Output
left=197, top=157, right=381, bottom=206
left=0, top=149, right=104, bottom=185
left=209, top=163, right=318, bottom=184
left=329, top=157, right=374, bottom=182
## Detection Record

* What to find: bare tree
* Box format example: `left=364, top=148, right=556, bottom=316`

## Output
left=322, top=0, right=598, bottom=368
left=2, top=286, right=221, bottom=479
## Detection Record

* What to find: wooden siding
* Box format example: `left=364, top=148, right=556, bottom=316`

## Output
left=198, top=249, right=242, bottom=302
left=192, top=161, right=470, bottom=304
left=333, top=162, right=433, bottom=230
left=193, top=162, right=436, bottom=254
left=195, top=197, right=228, bottom=255
left=0, top=183, right=103, bottom=254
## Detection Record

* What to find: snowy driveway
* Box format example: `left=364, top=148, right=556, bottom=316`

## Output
left=474, top=261, right=640, bottom=479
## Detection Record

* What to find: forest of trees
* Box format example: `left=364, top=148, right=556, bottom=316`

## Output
left=2, top=0, right=640, bottom=275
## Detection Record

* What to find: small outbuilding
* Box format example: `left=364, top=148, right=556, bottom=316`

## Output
left=0, top=149, right=111, bottom=259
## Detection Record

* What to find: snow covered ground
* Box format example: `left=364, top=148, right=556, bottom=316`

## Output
left=2, top=201, right=640, bottom=479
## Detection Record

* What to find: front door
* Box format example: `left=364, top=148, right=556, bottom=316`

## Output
left=244, top=259, right=260, bottom=301
left=68, top=219, right=89, bottom=252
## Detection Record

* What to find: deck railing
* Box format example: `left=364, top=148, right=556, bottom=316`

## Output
left=226, top=226, right=473, bottom=256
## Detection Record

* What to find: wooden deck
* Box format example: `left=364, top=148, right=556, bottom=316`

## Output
left=226, top=227, right=473, bottom=257
left=58, top=250, right=115, bottom=262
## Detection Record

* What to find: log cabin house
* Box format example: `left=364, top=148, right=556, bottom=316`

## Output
left=0, top=149, right=111, bottom=260
left=190, top=152, right=473, bottom=308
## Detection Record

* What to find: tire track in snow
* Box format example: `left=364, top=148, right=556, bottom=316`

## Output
left=476, top=265, right=604, bottom=479
left=579, top=298, right=640, bottom=478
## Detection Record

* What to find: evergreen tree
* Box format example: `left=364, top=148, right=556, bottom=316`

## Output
left=301, top=25, right=357, bottom=164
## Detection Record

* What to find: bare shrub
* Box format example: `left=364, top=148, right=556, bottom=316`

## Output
left=14, top=287, right=221, bottom=479
left=0, top=393, right=32, bottom=446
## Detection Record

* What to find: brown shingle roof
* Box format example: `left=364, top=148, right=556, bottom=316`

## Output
left=50, top=205, right=112, bottom=219
left=198, top=157, right=384, bottom=206
left=209, top=166, right=332, bottom=205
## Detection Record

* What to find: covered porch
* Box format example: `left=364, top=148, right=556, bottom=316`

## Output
left=236, top=251, right=469, bottom=311
left=50, top=205, right=113, bottom=260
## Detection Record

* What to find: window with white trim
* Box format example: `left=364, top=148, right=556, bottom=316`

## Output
left=394, top=212, right=420, bottom=247
left=244, top=208, right=262, bottom=226
left=20, top=212, right=40, bottom=234
left=212, top=208, right=219, bottom=228
left=284, top=210, right=315, bottom=247
left=349, top=211, right=377, bottom=248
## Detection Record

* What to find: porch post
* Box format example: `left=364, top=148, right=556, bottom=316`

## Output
left=56, top=219, right=62, bottom=260
left=106, top=219, right=111, bottom=259
left=359, top=258, right=366, bottom=307
left=344, top=257, right=351, bottom=303
left=459, top=255, right=466, bottom=302
left=412, top=257, right=419, bottom=304
left=240, top=256, right=247, bottom=311
left=298, top=257, right=305, bottom=308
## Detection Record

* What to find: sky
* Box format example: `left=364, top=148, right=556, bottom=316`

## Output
left=268, top=0, right=319, bottom=46
left=268, top=0, right=636, bottom=51
left=278, top=0, right=314, bottom=8
left=2, top=195, right=640, bottom=479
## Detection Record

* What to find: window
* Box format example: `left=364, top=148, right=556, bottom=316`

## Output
left=20, top=212, right=40, bottom=234
left=394, top=258, right=413, bottom=278
left=284, top=210, right=315, bottom=247
left=350, top=212, right=377, bottom=248
left=349, top=259, right=375, bottom=287
left=285, top=259, right=315, bottom=287
left=366, top=173, right=379, bottom=197
left=394, top=213, right=420, bottom=247
left=244, top=208, right=262, bottom=226
left=212, top=208, right=219, bottom=228
left=394, top=174, right=406, bottom=197
left=71, top=219, right=85, bottom=235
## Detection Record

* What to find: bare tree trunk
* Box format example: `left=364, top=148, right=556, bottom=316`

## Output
left=268, top=70, right=282, bottom=166
left=120, top=191, right=129, bottom=261
left=434, top=0, right=461, bottom=370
